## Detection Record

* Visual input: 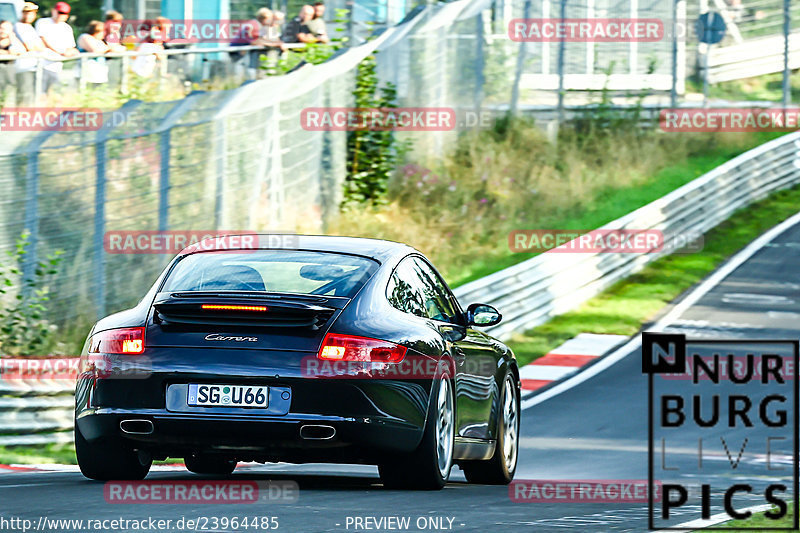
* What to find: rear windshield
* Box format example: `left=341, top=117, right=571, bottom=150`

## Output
left=162, top=251, right=379, bottom=298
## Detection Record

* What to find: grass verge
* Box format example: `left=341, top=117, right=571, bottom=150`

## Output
left=0, top=442, right=185, bottom=466
left=719, top=503, right=795, bottom=530
left=0, top=443, right=76, bottom=465
left=507, top=183, right=800, bottom=366
left=686, top=70, right=800, bottom=103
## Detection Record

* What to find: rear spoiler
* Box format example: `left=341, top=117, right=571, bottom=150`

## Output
left=152, top=292, right=344, bottom=329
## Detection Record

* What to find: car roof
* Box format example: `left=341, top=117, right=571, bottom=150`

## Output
left=179, top=234, right=417, bottom=264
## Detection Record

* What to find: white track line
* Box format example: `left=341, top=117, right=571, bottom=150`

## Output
left=522, top=209, right=800, bottom=410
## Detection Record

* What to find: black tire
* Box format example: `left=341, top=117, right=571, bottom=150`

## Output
left=185, top=454, right=237, bottom=475
left=75, top=422, right=151, bottom=481
left=379, top=370, right=455, bottom=490
left=461, top=371, right=519, bottom=485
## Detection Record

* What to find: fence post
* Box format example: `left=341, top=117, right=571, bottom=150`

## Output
left=214, top=118, right=226, bottom=230
left=474, top=11, right=485, bottom=115
left=670, top=0, right=679, bottom=109
left=94, top=139, right=107, bottom=318
left=347, top=0, right=356, bottom=46
left=79, top=56, right=87, bottom=91
left=21, top=153, right=39, bottom=285
left=121, top=56, right=129, bottom=95
left=158, top=131, right=170, bottom=232
left=783, top=0, right=791, bottom=108
left=510, top=0, right=532, bottom=116
left=34, top=58, right=43, bottom=102
left=556, top=0, right=566, bottom=124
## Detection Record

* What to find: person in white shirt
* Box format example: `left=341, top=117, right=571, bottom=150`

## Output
left=131, top=21, right=165, bottom=78
left=0, top=19, right=24, bottom=104
left=77, top=21, right=110, bottom=85
left=34, top=1, right=78, bottom=92
left=14, top=2, right=47, bottom=104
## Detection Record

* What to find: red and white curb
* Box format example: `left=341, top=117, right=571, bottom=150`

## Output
left=520, top=333, right=628, bottom=393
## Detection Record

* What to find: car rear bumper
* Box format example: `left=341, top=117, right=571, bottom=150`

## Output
left=76, top=409, right=423, bottom=464
left=75, top=372, right=433, bottom=464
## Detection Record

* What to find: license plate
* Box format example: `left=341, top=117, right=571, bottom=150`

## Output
left=187, top=384, right=268, bottom=408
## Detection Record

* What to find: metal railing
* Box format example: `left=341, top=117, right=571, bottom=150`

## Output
left=2, top=131, right=799, bottom=447
left=0, top=43, right=306, bottom=103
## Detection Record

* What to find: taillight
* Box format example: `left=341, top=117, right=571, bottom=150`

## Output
left=318, top=333, right=407, bottom=363
left=87, top=327, right=145, bottom=354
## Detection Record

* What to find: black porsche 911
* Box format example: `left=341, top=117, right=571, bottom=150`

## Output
left=75, top=235, right=521, bottom=489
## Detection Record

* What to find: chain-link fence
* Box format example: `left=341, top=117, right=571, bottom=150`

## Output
left=0, top=0, right=509, bottom=332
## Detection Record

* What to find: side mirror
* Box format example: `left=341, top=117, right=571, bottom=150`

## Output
left=466, top=303, right=502, bottom=327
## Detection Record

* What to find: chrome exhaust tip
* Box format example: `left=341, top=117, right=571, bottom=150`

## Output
left=299, top=424, right=336, bottom=440
left=120, top=419, right=154, bottom=435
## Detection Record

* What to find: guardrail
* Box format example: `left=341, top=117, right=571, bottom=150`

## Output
left=706, top=31, right=800, bottom=83
left=453, top=130, right=800, bottom=340
left=0, top=377, right=73, bottom=447
left=2, top=131, right=800, bottom=449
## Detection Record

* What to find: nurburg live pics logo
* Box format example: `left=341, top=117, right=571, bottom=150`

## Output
left=642, top=332, right=799, bottom=530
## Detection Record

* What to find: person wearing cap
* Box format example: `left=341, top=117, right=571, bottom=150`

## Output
left=35, top=1, right=79, bottom=92
left=13, top=2, right=47, bottom=104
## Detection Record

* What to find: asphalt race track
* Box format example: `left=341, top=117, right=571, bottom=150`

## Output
left=3, top=214, right=800, bottom=532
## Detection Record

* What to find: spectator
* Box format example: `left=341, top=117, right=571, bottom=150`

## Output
left=131, top=20, right=164, bottom=78
left=306, top=2, right=329, bottom=43
left=0, top=19, right=23, bottom=55
left=0, top=19, right=24, bottom=104
left=272, top=10, right=285, bottom=29
left=77, top=20, right=110, bottom=84
left=77, top=20, right=110, bottom=53
left=282, top=5, right=316, bottom=44
left=251, top=7, right=285, bottom=51
left=103, top=10, right=127, bottom=52
left=155, top=16, right=173, bottom=45
left=35, top=1, right=79, bottom=93
left=14, top=2, right=47, bottom=104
